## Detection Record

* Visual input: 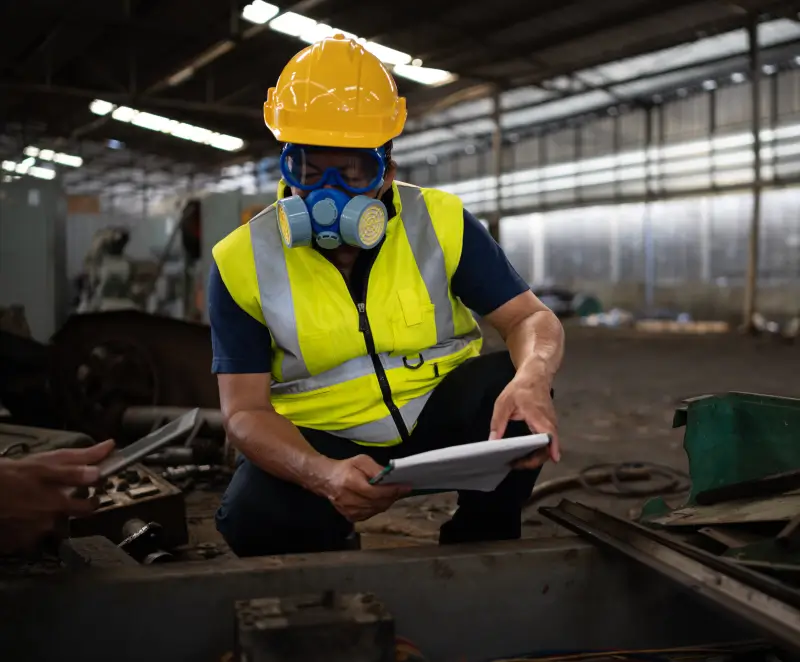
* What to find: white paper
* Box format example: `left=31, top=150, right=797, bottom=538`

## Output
left=380, top=433, right=551, bottom=492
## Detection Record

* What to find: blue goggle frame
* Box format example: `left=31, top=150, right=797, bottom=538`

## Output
left=279, top=144, right=386, bottom=195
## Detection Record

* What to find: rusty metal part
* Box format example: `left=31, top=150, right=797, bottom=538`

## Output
left=50, top=311, right=219, bottom=440
left=119, top=519, right=173, bottom=565
left=235, top=592, right=395, bottom=662
left=696, top=469, right=800, bottom=506
left=540, top=500, right=800, bottom=653
left=68, top=463, right=188, bottom=550
left=0, top=537, right=745, bottom=662
left=60, top=536, right=140, bottom=570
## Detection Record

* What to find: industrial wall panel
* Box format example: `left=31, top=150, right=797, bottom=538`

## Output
left=544, top=129, right=576, bottom=165
left=651, top=199, right=704, bottom=283
left=708, top=193, right=752, bottom=281
left=716, top=83, right=752, bottom=133
left=581, top=117, right=615, bottom=157
left=777, top=69, right=800, bottom=120
left=499, top=216, right=534, bottom=284
left=0, top=179, right=67, bottom=341
left=664, top=94, right=709, bottom=143
left=759, top=188, right=800, bottom=281
left=515, top=136, right=541, bottom=168
left=618, top=109, right=646, bottom=149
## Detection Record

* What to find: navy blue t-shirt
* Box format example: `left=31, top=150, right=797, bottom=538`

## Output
left=209, top=209, right=528, bottom=374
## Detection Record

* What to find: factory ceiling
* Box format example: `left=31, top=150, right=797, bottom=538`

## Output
left=1, top=0, right=799, bottom=187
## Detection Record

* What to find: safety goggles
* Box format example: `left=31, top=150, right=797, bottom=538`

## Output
left=279, top=144, right=386, bottom=195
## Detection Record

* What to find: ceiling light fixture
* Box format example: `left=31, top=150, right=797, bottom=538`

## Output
left=241, top=0, right=280, bottom=25
left=24, top=146, right=83, bottom=167
left=241, top=4, right=456, bottom=86
left=89, top=99, right=245, bottom=151
left=2, top=160, right=56, bottom=180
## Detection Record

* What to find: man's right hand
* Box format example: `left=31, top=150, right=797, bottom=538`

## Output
left=316, top=455, right=410, bottom=522
left=0, top=440, right=115, bottom=522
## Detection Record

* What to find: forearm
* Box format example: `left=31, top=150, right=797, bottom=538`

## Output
left=226, top=409, right=332, bottom=494
left=505, top=310, right=564, bottom=383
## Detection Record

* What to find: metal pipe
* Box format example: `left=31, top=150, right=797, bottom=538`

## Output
left=121, top=406, right=225, bottom=440
left=743, top=18, right=763, bottom=333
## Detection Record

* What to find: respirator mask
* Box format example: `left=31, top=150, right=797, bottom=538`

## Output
left=275, top=144, right=389, bottom=250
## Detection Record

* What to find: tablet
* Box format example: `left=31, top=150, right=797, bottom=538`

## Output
left=96, top=408, right=200, bottom=480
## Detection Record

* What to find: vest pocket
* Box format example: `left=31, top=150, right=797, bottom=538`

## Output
left=391, top=288, right=437, bottom=355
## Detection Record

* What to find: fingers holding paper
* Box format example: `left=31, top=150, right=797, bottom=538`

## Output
left=319, top=455, right=411, bottom=523
left=489, top=378, right=560, bottom=469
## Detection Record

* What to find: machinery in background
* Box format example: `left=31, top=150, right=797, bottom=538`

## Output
left=0, top=308, right=219, bottom=439
left=76, top=226, right=142, bottom=313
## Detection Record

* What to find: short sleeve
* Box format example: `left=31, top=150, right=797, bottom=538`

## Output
left=450, top=210, right=530, bottom=316
left=208, top=260, right=273, bottom=374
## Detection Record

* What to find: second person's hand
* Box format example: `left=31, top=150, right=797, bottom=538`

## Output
left=315, top=455, right=410, bottom=522
left=0, top=440, right=115, bottom=521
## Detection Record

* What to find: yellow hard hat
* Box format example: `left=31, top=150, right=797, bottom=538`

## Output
left=264, top=34, right=407, bottom=149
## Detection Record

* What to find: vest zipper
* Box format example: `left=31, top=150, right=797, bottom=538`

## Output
left=356, top=295, right=411, bottom=444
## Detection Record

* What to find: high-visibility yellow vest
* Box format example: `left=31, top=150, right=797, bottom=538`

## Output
left=213, top=181, right=482, bottom=446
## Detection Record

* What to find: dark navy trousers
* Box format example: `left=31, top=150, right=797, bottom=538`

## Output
left=215, top=351, right=542, bottom=557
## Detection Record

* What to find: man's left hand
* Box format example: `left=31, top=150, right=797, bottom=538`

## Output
left=489, top=371, right=560, bottom=470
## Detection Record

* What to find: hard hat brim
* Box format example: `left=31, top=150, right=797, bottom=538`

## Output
left=264, top=99, right=407, bottom=150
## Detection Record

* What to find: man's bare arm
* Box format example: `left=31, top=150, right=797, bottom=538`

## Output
left=484, top=290, right=564, bottom=463
left=218, top=373, right=332, bottom=494
left=218, top=373, right=409, bottom=521
left=484, top=290, right=564, bottom=383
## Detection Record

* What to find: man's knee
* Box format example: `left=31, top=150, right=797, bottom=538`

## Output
left=215, top=458, right=352, bottom=557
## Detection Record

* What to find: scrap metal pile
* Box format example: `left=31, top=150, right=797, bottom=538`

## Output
left=542, top=393, right=800, bottom=655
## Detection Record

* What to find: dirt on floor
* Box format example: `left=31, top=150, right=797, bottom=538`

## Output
left=184, top=323, right=800, bottom=555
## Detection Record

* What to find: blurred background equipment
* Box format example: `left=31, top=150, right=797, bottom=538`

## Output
left=75, top=225, right=139, bottom=312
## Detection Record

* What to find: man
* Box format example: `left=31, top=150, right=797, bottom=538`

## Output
left=210, top=34, right=564, bottom=557
left=0, top=441, right=114, bottom=554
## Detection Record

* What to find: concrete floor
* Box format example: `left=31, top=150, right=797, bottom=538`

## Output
left=185, top=324, right=800, bottom=554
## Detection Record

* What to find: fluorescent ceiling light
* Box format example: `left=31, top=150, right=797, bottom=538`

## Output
left=89, top=99, right=245, bottom=152
left=363, top=42, right=412, bottom=67
left=242, top=0, right=279, bottom=25
left=269, top=12, right=316, bottom=37
left=393, top=64, right=456, bottom=86
left=90, top=99, right=114, bottom=116
left=24, top=145, right=83, bottom=167
left=242, top=5, right=455, bottom=86
left=2, top=159, right=56, bottom=180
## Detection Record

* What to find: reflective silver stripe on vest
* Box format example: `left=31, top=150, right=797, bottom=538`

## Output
left=249, top=206, right=309, bottom=382
left=396, top=183, right=455, bottom=343
left=271, top=328, right=481, bottom=396
left=326, top=390, right=434, bottom=444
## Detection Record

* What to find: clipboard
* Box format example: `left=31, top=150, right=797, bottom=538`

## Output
left=368, top=433, right=551, bottom=492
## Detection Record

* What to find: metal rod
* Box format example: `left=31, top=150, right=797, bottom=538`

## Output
left=743, top=17, right=763, bottom=332
left=490, top=85, right=503, bottom=241
left=643, top=105, right=655, bottom=312
left=0, top=83, right=261, bottom=118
